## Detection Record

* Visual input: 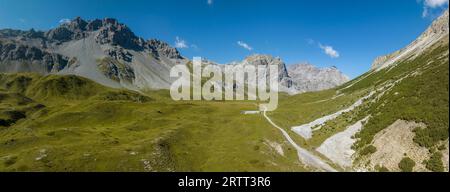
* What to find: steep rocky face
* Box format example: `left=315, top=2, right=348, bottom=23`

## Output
left=0, top=17, right=188, bottom=90
left=235, top=54, right=349, bottom=94
left=0, top=41, right=68, bottom=73
left=146, top=39, right=182, bottom=59
left=97, top=57, right=135, bottom=83
left=8, top=17, right=179, bottom=57
left=45, top=17, right=88, bottom=42
left=1, top=17, right=347, bottom=94
left=48, top=17, right=181, bottom=57
left=207, top=54, right=347, bottom=94
left=44, top=17, right=144, bottom=50
left=288, top=63, right=349, bottom=93
left=94, top=18, right=144, bottom=50
left=242, top=54, right=290, bottom=81
left=372, top=9, right=449, bottom=70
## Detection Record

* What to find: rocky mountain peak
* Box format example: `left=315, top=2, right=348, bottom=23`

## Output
left=65, top=17, right=89, bottom=31
left=86, top=19, right=103, bottom=31
left=288, top=63, right=314, bottom=70
left=56, top=17, right=123, bottom=33
left=287, top=63, right=349, bottom=94
left=95, top=19, right=142, bottom=50
left=43, top=17, right=141, bottom=49
left=289, top=63, right=348, bottom=76
left=102, top=18, right=119, bottom=26
left=241, top=54, right=289, bottom=79
left=243, top=54, right=283, bottom=66
left=1, top=16, right=350, bottom=95
left=2, top=17, right=182, bottom=58
left=422, top=9, right=449, bottom=38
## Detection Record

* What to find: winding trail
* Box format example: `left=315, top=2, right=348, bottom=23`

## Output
left=262, top=109, right=337, bottom=172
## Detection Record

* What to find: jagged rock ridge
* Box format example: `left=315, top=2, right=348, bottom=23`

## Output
left=288, top=63, right=349, bottom=93
left=1, top=17, right=348, bottom=93
left=204, top=54, right=349, bottom=94
left=371, top=9, right=449, bottom=70
left=0, top=17, right=188, bottom=90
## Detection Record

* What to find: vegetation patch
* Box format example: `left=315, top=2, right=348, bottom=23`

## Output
left=0, top=119, right=14, bottom=127
left=398, top=157, right=415, bottom=172
left=360, top=145, right=377, bottom=156
left=354, top=45, right=449, bottom=151
left=425, top=152, right=445, bottom=172
left=375, top=165, right=389, bottom=172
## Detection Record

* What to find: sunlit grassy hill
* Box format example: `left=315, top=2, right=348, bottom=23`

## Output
left=269, top=35, right=449, bottom=172
left=0, top=73, right=305, bottom=171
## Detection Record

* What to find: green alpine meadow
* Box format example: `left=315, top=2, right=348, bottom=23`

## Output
left=0, top=1, right=448, bottom=172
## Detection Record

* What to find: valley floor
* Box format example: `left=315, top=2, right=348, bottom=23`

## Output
left=0, top=39, right=449, bottom=172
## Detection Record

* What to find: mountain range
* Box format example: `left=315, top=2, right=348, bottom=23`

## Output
left=0, top=9, right=448, bottom=172
left=0, top=17, right=349, bottom=94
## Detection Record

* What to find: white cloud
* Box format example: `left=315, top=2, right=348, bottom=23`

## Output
left=425, top=0, right=448, bottom=7
left=422, top=8, right=430, bottom=17
left=18, top=18, right=26, bottom=23
left=59, top=18, right=71, bottom=25
left=306, top=39, right=340, bottom=58
left=207, top=0, right=213, bottom=5
left=319, top=44, right=340, bottom=58
left=421, top=0, right=448, bottom=18
left=237, top=41, right=253, bottom=51
left=175, top=36, right=188, bottom=49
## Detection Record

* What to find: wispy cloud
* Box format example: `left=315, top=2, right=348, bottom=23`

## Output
left=421, top=0, right=448, bottom=18
left=306, top=38, right=315, bottom=45
left=237, top=41, right=253, bottom=51
left=59, top=18, right=71, bottom=25
left=18, top=18, right=26, bottom=23
left=175, top=36, right=188, bottom=49
left=319, top=44, right=340, bottom=58
left=190, top=44, right=199, bottom=50
left=207, top=0, right=213, bottom=5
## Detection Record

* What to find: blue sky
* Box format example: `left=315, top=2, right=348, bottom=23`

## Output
left=0, top=0, right=448, bottom=78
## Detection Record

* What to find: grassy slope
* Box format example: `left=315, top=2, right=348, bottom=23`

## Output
left=270, top=89, right=368, bottom=148
left=0, top=73, right=303, bottom=171
left=0, top=36, right=447, bottom=171
left=354, top=40, right=449, bottom=150
left=268, top=36, right=448, bottom=171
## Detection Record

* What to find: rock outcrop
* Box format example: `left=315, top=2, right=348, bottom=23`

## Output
left=239, top=54, right=293, bottom=89
left=288, top=63, right=349, bottom=93
left=0, top=41, right=68, bottom=73
left=0, top=17, right=188, bottom=90
left=1, top=17, right=347, bottom=93
left=371, top=9, right=449, bottom=70
left=205, top=54, right=348, bottom=94
left=146, top=39, right=182, bottom=59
